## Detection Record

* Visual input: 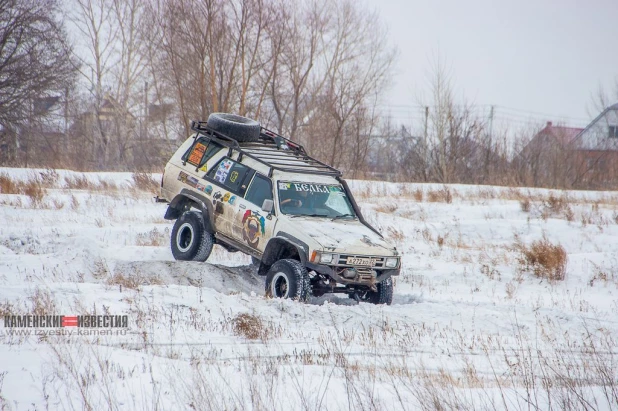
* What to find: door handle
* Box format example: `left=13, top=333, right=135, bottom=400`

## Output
left=239, top=204, right=246, bottom=209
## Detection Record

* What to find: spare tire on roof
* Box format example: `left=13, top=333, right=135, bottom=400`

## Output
left=207, top=112, right=261, bottom=142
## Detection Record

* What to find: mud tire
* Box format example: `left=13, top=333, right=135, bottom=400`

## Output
left=356, top=277, right=393, bottom=305
left=265, top=259, right=310, bottom=302
left=171, top=211, right=214, bottom=262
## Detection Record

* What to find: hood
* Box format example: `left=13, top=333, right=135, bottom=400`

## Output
left=289, top=217, right=397, bottom=256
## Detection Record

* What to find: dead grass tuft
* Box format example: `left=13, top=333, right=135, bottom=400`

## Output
left=70, top=195, right=79, bottom=211
left=427, top=187, right=452, bottom=203
left=107, top=273, right=142, bottom=289
left=136, top=227, right=169, bottom=246
left=515, top=236, right=567, bottom=281
left=375, top=203, right=398, bottom=213
left=386, top=225, right=405, bottom=244
left=28, top=288, right=56, bottom=316
left=0, top=173, right=19, bottom=194
left=520, top=198, right=531, bottom=212
left=132, top=172, right=159, bottom=193
left=97, top=178, right=118, bottom=191
left=38, top=169, right=59, bottom=187
left=23, top=179, right=46, bottom=207
left=0, top=300, right=17, bottom=317
left=232, top=313, right=268, bottom=340
left=413, top=188, right=423, bottom=202
left=64, top=174, right=93, bottom=190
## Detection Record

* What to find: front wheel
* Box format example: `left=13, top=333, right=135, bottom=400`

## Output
left=170, top=211, right=214, bottom=262
left=265, top=259, right=310, bottom=302
left=355, top=278, right=394, bottom=305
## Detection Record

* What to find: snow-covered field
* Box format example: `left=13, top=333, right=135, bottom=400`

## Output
left=1, top=168, right=618, bottom=410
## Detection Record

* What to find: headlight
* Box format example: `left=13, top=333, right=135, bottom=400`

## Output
left=385, top=257, right=399, bottom=268
left=319, top=253, right=334, bottom=264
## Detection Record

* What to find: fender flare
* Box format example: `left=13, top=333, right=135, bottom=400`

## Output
left=259, top=236, right=308, bottom=276
left=164, top=189, right=216, bottom=234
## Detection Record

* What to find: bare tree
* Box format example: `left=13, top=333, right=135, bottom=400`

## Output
left=306, top=0, right=395, bottom=172
left=68, top=0, right=150, bottom=169
left=0, top=0, right=76, bottom=164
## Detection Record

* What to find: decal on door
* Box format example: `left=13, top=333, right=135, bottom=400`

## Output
left=195, top=183, right=213, bottom=195
left=178, top=171, right=199, bottom=188
left=212, top=191, right=224, bottom=214
left=242, top=210, right=266, bottom=248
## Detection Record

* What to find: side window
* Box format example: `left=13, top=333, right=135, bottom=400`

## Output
left=207, top=157, right=254, bottom=194
left=245, top=174, right=273, bottom=207
left=182, top=138, right=222, bottom=167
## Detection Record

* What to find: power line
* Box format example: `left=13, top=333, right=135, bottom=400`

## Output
left=377, top=103, right=592, bottom=124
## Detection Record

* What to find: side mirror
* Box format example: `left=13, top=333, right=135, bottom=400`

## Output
left=261, top=199, right=274, bottom=213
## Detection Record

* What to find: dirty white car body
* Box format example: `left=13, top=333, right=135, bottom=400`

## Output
left=159, top=114, right=400, bottom=304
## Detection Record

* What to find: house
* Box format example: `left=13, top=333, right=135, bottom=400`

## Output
left=571, top=103, right=618, bottom=182
left=518, top=103, right=618, bottom=188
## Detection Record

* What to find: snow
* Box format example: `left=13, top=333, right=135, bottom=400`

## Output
left=1, top=168, right=618, bottom=410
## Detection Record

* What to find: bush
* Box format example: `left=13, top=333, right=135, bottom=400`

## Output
left=516, top=236, right=567, bottom=281
left=232, top=313, right=267, bottom=340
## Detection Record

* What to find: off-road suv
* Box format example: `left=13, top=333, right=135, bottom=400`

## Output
left=159, top=113, right=400, bottom=304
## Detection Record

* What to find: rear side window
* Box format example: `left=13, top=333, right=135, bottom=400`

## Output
left=182, top=138, right=222, bottom=168
left=207, top=157, right=255, bottom=194
left=245, top=174, right=273, bottom=207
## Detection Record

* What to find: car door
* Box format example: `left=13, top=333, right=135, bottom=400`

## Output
left=232, top=173, right=276, bottom=253
left=204, top=157, right=255, bottom=238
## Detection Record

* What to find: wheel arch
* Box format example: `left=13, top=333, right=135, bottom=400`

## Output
left=164, top=189, right=216, bottom=234
left=259, top=237, right=308, bottom=276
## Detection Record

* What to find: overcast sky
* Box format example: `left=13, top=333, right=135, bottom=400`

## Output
left=365, top=0, right=618, bottom=128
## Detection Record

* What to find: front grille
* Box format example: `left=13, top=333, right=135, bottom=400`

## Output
left=334, top=254, right=386, bottom=269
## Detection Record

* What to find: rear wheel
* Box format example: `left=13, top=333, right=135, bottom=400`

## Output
left=265, top=259, right=310, bottom=302
left=171, top=211, right=214, bottom=262
left=355, top=278, right=394, bottom=305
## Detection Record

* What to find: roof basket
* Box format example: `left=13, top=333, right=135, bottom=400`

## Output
left=190, top=120, right=341, bottom=177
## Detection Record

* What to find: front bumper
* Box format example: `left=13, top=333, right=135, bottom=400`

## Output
left=306, top=262, right=399, bottom=286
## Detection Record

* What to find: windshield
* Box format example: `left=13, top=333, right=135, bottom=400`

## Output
left=277, top=181, right=356, bottom=218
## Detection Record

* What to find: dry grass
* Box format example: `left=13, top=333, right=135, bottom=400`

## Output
left=70, top=195, right=79, bottom=211
left=136, top=228, right=168, bottom=246
left=231, top=313, right=269, bottom=340
left=427, top=187, right=452, bottom=203
left=132, top=172, right=159, bottom=193
left=386, top=225, right=405, bottom=244
left=413, top=188, right=423, bottom=202
left=519, top=198, right=531, bottom=212
left=64, top=174, right=93, bottom=190
left=28, top=288, right=56, bottom=316
left=375, top=203, right=398, bottom=213
left=0, top=173, right=19, bottom=194
left=23, top=179, right=46, bottom=207
left=515, top=236, right=567, bottom=281
left=0, top=173, right=47, bottom=206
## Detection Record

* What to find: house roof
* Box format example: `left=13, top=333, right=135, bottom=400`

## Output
left=537, top=121, right=584, bottom=148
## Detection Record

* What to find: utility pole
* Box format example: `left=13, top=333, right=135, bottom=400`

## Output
left=489, top=105, right=494, bottom=139
left=64, top=87, right=69, bottom=147
left=424, top=106, right=429, bottom=181
left=424, top=106, right=429, bottom=141
left=143, top=81, right=148, bottom=140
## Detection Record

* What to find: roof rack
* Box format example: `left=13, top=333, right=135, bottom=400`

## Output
left=190, top=120, right=342, bottom=177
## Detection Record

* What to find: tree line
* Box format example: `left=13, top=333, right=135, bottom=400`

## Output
left=0, top=0, right=615, bottom=190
